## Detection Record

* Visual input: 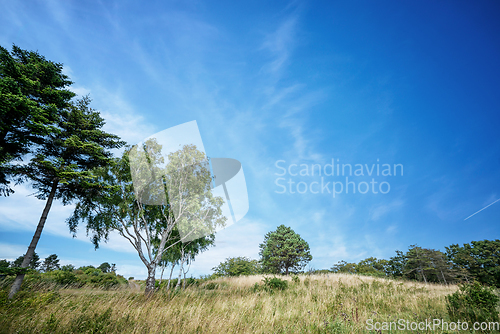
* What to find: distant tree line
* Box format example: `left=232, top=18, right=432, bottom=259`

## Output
left=210, top=234, right=500, bottom=291
left=0, top=253, right=126, bottom=288
left=330, top=240, right=500, bottom=287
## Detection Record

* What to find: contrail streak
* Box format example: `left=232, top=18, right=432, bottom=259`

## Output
left=464, top=198, right=500, bottom=221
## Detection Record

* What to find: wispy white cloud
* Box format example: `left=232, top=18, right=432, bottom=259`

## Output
left=190, top=218, right=267, bottom=275
left=369, top=199, right=404, bottom=221
left=0, top=184, right=76, bottom=238
left=99, top=231, right=143, bottom=254
left=44, top=0, right=70, bottom=29
left=260, top=16, right=298, bottom=76
left=94, top=89, right=157, bottom=145
left=0, top=2, right=26, bottom=32
left=70, top=86, right=91, bottom=98
left=0, top=243, right=29, bottom=261
left=116, top=263, right=148, bottom=280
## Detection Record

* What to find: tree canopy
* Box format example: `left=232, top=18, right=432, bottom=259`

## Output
left=0, top=45, right=75, bottom=196
left=41, top=254, right=60, bottom=272
left=446, top=239, right=500, bottom=287
left=12, top=252, right=40, bottom=270
left=259, top=225, right=312, bottom=275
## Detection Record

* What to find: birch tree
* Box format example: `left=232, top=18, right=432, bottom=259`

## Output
left=68, top=141, right=226, bottom=295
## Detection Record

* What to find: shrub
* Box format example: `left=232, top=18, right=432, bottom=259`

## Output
left=212, top=257, right=261, bottom=277
left=185, top=277, right=199, bottom=287
left=53, top=270, right=78, bottom=285
left=61, top=264, right=75, bottom=272
left=304, top=277, right=310, bottom=287
left=203, top=281, right=228, bottom=290
left=446, top=281, right=499, bottom=329
left=291, top=275, right=300, bottom=284
left=128, top=277, right=134, bottom=280
left=204, top=282, right=218, bottom=290
left=262, top=277, right=288, bottom=291
left=116, top=275, right=128, bottom=285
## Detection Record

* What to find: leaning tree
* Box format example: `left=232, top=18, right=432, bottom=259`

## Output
left=0, top=45, right=75, bottom=196
left=8, top=96, right=124, bottom=299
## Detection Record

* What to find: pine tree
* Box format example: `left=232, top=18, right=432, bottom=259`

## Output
left=259, top=225, right=312, bottom=275
left=0, top=45, right=75, bottom=196
left=41, top=254, right=60, bottom=272
left=8, top=96, right=124, bottom=299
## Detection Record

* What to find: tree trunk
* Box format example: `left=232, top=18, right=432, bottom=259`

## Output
left=166, top=264, right=175, bottom=291
left=440, top=268, right=447, bottom=285
left=144, top=265, right=156, bottom=296
left=175, top=257, right=185, bottom=289
left=285, top=266, right=289, bottom=276
left=9, top=179, right=58, bottom=299
left=420, top=266, right=427, bottom=283
left=175, top=263, right=182, bottom=289
left=158, top=265, right=166, bottom=290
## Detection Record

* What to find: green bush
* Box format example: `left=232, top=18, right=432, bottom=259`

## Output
left=53, top=270, right=78, bottom=285
left=203, top=281, right=229, bottom=290
left=114, top=274, right=128, bottom=286
left=212, top=257, right=261, bottom=277
left=204, top=282, right=218, bottom=290
left=291, top=275, right=300, bottom=284
left=262, top=277, right=288, bottom=291
left=304, top=277, right=311, bottom=287
left=446, top=281, right=499, bottom=329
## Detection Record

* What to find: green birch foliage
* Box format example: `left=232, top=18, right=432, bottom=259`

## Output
left=67, top=143, right=225, bottom=295
left=68, top=142, right=225, bottom=250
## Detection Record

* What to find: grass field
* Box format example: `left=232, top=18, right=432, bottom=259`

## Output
left=0, top=274, right=463, bottom=333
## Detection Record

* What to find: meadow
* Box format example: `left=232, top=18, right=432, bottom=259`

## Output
left=0, top=273, right=464, bottom=333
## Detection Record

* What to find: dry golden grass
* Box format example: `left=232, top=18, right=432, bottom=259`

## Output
left=0, top=274, right=459, bottom=333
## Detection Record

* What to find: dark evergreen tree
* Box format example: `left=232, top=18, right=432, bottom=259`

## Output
left=259, top=225, right=312, bottom=275
left=446, top=239, right=500, bottom=287
left=0, top=45, right=75, bottom=196
left=12, top=252, right=40, bottom=270
left=41, top=254, right=60, bottom=272
left=8, top=96, right=124, bottom=299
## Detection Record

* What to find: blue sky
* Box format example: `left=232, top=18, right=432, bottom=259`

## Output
left=1, top=0, right=500, bottom=279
